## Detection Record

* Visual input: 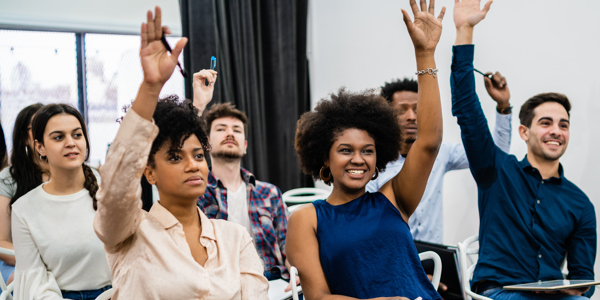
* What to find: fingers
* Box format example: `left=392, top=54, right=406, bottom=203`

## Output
left=170, top=37, right=188, bottom=63
left=409, top=0, right=420, bottom=15
left=483, top=76, right=492, bottom=89
left=482, top=0, right=493, bottom=14
left=437, top=6, right=446, bottom=21
left=162, top=26, right=172, bottom=35
left=140, top=23, right=148, bottom=49
left=401, top=9, right=415, bottom=32
left=420, top=0, right=427, bottom=12
left=154, top=6, right=163, bottom=41
left=491, top=72, right=506, bottom=88
left=146, top=10, right=155, bottom=42
left=194, top=69, right=218, bottom=85
left=428, top=0, right=435, bottom=15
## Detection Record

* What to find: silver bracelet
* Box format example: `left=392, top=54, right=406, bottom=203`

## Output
left=415, top=68, right=439, bottom=78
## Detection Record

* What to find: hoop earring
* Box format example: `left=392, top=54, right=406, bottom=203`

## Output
left=25, top=146, right=29, bottom=155
left=39, top=154, right=47, bottom=162
left=371, top=167, right=379, bottom=180
left=319, top=166, right=332, bottom=182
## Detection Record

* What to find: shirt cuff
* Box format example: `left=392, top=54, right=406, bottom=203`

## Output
left=452, top=44, right=475, bottom=63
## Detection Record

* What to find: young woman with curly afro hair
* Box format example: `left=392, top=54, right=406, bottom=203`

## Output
left=286, top=0, right=445, bottom=299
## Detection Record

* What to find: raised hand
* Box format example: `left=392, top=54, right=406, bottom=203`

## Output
left=140, top=6, right=188, bottom=86
left=401, top=0, right=446, bottom=53
left=483, top=71, right=510, bottom=106
left=454, top=0, right=493, bottom=29
left=192, top=69, right=218, bottom=115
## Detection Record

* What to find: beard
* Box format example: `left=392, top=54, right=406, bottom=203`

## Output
left=212, top=148, right=244, bottom=161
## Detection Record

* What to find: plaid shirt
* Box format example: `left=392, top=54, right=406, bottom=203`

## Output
left=198, top=168, right=289, bottom=278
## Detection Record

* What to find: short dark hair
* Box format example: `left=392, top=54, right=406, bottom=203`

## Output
left=519, top=93, right=571, bottom=128
left=205, top=103, right=248, bottom=137
left=148, top=96, right=210, bottom=167
left=294, top=88, right=401, bottom=184
left=380, top=78, right=418, bottom=103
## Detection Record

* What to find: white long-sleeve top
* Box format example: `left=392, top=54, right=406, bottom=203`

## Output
left=11, top=179, right=111, bottom=300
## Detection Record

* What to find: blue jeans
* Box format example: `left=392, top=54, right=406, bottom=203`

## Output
left=61, top=285, right=112, bottom=300
left=483, top=288, right=589, bottom=300
left=0, top=261, right=14, bottom=283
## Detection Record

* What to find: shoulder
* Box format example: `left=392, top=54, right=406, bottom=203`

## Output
left=253, top=180, right=282, bottom=197
left=11, top=184, right=43, bottom=214
left=288, top=203, right=317, bottom=228
left=0, top=167, right=12, bottom=180
left=561, top=178, right=592, bottom=205
left=0, top=167, right=16, bottom=198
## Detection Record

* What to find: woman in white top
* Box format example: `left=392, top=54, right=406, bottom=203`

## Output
left=11, top=104, right=111, bottom=300
left=0, top=103, right=49, bottom=284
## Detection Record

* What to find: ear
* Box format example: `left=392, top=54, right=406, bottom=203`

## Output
left=243, top=140, right=248, bottom=155
left=34, top=139, right=46, bottom=157
left=518, top=124, right=530, bottom=142
left=144, top=166, right=156, bottom=185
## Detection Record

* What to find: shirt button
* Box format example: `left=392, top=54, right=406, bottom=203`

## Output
left=203, top=273, right=208, bottom=277
left=537, top=200, right=541, bottom=204
left=539, top=254, right=542, bottom=258
left=541, top=181, right=545, bottom=184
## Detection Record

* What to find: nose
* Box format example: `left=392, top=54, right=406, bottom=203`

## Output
left=548, top=123, right=562, bottom=137
left=184, top=155, right=200, bottom=172
left=349, top=151, right=365, bottom=165
left=405, top=108, right=417, bottom=122
left=64, top=135, right=76, bottom=147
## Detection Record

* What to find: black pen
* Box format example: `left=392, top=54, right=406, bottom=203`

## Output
left=474, top=68, right=492, bottom=79
left=160, top=33, right=188, bottom=78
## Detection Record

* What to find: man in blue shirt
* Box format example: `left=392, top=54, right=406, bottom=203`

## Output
left=451, top=1, right=596, bottom=299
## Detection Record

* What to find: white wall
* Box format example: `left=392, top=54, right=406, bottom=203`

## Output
left=309, top=0, right=600, bottom=293
left=0, top=0, right=182, bottom=35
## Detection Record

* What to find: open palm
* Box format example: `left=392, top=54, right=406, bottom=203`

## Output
left=139, top=7, right=187, bottom=86
left=454, top=0, right=492, bottom=28
left=402, top=0, right=446, bottom=52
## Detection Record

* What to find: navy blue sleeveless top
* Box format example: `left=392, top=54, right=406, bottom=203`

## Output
left=313, top=192, right=441, bottom=300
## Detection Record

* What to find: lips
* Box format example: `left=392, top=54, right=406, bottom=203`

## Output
left=185, top=175, right=204, bottom=185
left=64, top=152, right=79, bottom=158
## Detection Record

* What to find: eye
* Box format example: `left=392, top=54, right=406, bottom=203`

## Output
left=216, top=128, right=225, bottom=132
left=234, top=130, right=242, bottom=134
left=73, top=133, right=83, bottom=139
left=168, top=155, right=181, bottom=162
left=560, top=123, right=569, bottom=129
left=363, top=149, right=375, bottom=154
left=339, top=148, right=352, bottom=154
left=196, top=153, right=205, bottom=160
left=52, top=135, right=63, bottom=141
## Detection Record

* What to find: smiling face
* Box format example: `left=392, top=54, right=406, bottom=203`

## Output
left=145, top=134, right=209, bottom=202
left=391, top=91, right=418, bottom=144
left=35, top=113, right=87, bottom=171
left=327, top=128, right=376, bottom=194
left=209, top=116, right=247, bottom=161
left=519, top=102, right=570, bottom=162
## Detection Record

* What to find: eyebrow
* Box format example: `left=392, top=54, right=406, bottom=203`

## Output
left=337, top=143, right=375, bottom=148
left=48, top=127, right=82, bottom=136
left=537, top=117, right=570, bottom=124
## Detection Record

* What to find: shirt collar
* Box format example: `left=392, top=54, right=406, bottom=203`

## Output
left=519, top=155, right=564, bottom=183
left=207, top=167, right=256, bottom=188
left=148, top=202, right=217, bottom=241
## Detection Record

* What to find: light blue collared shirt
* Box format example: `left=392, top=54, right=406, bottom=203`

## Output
left=366, top=111, right=512, bottom=244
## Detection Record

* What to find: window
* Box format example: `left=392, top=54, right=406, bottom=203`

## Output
left=0, top=29, right=185, bottom=167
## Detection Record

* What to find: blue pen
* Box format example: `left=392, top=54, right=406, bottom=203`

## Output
left=211, top=56, right=217, bottom=70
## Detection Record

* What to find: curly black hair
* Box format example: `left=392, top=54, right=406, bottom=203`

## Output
left=295, top=88, right=401, bottom=184
left=148, top=95, right=211, bottom=167
left=380, top=78, right=418, bottom=103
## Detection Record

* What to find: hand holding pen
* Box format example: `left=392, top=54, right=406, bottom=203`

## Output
left=475, top=69, right=510, bottom=108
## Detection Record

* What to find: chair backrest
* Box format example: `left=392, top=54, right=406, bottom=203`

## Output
left=290, top=266, right=299, bottom=300
left=0, top=282, right=13, bottom=300
left=456, top=235, right=493, bottom=300
left=96, top=287, right=114, bottom=300
left=283, top=188, right=330, bottom=206
left=0, top=247, right=15, bottom=295
left=418, top=251, right=442, bottom=290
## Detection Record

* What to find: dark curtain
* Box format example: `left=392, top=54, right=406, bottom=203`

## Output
left=180, top=0, right=312, bottom=192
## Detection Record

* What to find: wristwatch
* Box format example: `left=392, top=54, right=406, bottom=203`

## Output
left=496, top=106, right=512, bottom=115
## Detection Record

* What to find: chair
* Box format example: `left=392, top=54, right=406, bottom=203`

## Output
left=0, top=247, right=15, bottom=300
left=96, top=287, right=113, bottom=300
left=457, top=235, right=492, bottom=300
left=0, top=282, right=12, bottom=300
left=418, top=251, right=442, bottom=291
left=283, top=188, right=330, bottom=211
left=288, top=251, right=442, bottom=300
left=290, top=266, right=300, bottom=300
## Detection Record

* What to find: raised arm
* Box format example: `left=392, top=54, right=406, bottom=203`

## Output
left=193, top=69, right=217, bottom=115
left=381, top=0, right=445, bottom=218
left=94, top=6, right=187, bottom=249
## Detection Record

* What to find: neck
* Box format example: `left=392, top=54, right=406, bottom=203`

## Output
left=44, top=165, right=85, bottom=195
left=210, top=156, right=244, bottom=190
left=327, top=184, right=366, bottom=206
left=526, top=152, right=561, bottom=179
left=159, top=198, right=200, bottom=228
left=400, top=140, right=413, bottom=157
